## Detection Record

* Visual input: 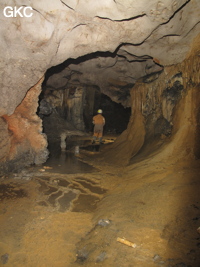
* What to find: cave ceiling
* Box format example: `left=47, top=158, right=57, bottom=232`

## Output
left=0, top=0, right=200, bottom=113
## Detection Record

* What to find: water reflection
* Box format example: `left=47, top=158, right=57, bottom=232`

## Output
left=44, top=143, right=98, bottom=174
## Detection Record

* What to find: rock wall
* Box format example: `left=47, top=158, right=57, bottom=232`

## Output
left=40, top=84, right=95, bottom=133
left=0, top=78, right=48, bottom=174
left=66, top=86, right=85, bottom=130
left=1, top=0, right=199, bottom=116
left=0, top=117, right=10, bottom=162
left=103, top=35, right=200, bottom=165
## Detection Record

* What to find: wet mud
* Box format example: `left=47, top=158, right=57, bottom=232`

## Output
left=0, top=183, right=27, bottom=201
left=35, top=175, right=107, bottom=213
left=0, top=138, right=200, bottom=267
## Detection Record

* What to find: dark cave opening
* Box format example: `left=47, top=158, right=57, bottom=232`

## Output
left=88, top=93, right=131, bottom=134
left=38, top=85, right=131, bottom=139
left=38, top=48, right=163, bottom=146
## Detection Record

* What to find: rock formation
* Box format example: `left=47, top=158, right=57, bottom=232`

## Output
left=103, top=42, right=200, bottom=165
left=0, top=78, right=49, bottom=173
left=0, top=0, right=199, bottom=172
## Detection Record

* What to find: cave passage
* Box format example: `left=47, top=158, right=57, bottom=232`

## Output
left=38, top=51, right=134, bottom=158
left=0, top=1, right=200, bottom=265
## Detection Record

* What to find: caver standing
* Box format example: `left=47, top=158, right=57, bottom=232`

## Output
left=92, top=109, right=105, bottom=144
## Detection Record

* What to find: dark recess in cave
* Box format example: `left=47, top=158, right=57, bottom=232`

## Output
left=90, top=93, right=131, bottom=134
left=38, top=47, right=164, bottom=140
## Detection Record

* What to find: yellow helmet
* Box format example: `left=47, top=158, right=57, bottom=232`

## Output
left=97, top=109, right=103, bottom=114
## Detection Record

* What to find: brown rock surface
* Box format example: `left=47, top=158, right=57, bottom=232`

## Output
left=0, top=78, right=48, bottom=174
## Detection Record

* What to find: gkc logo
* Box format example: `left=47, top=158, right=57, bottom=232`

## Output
left=3, top=6, right=33, bottom=17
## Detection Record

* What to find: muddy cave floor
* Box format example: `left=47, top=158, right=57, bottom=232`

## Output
left=0, top=135, right=200, bottom=267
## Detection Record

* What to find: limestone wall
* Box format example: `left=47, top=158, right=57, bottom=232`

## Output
left=0, top=79, right=48, bottom=174
left=103, top=37, right=200, bottom=165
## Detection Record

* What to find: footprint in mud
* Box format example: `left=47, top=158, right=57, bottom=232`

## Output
left=1, top=253, right=9, bottom=264
left=0, top=183, right=27, bottom=201
left=71, top=194, right=101, bottom=213
left=48, top=190, right=63, bottom=207
left=58, top=191, right=77, bottom=212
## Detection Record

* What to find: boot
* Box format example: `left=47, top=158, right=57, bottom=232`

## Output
left=92, top=136, right=97, bottom=144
